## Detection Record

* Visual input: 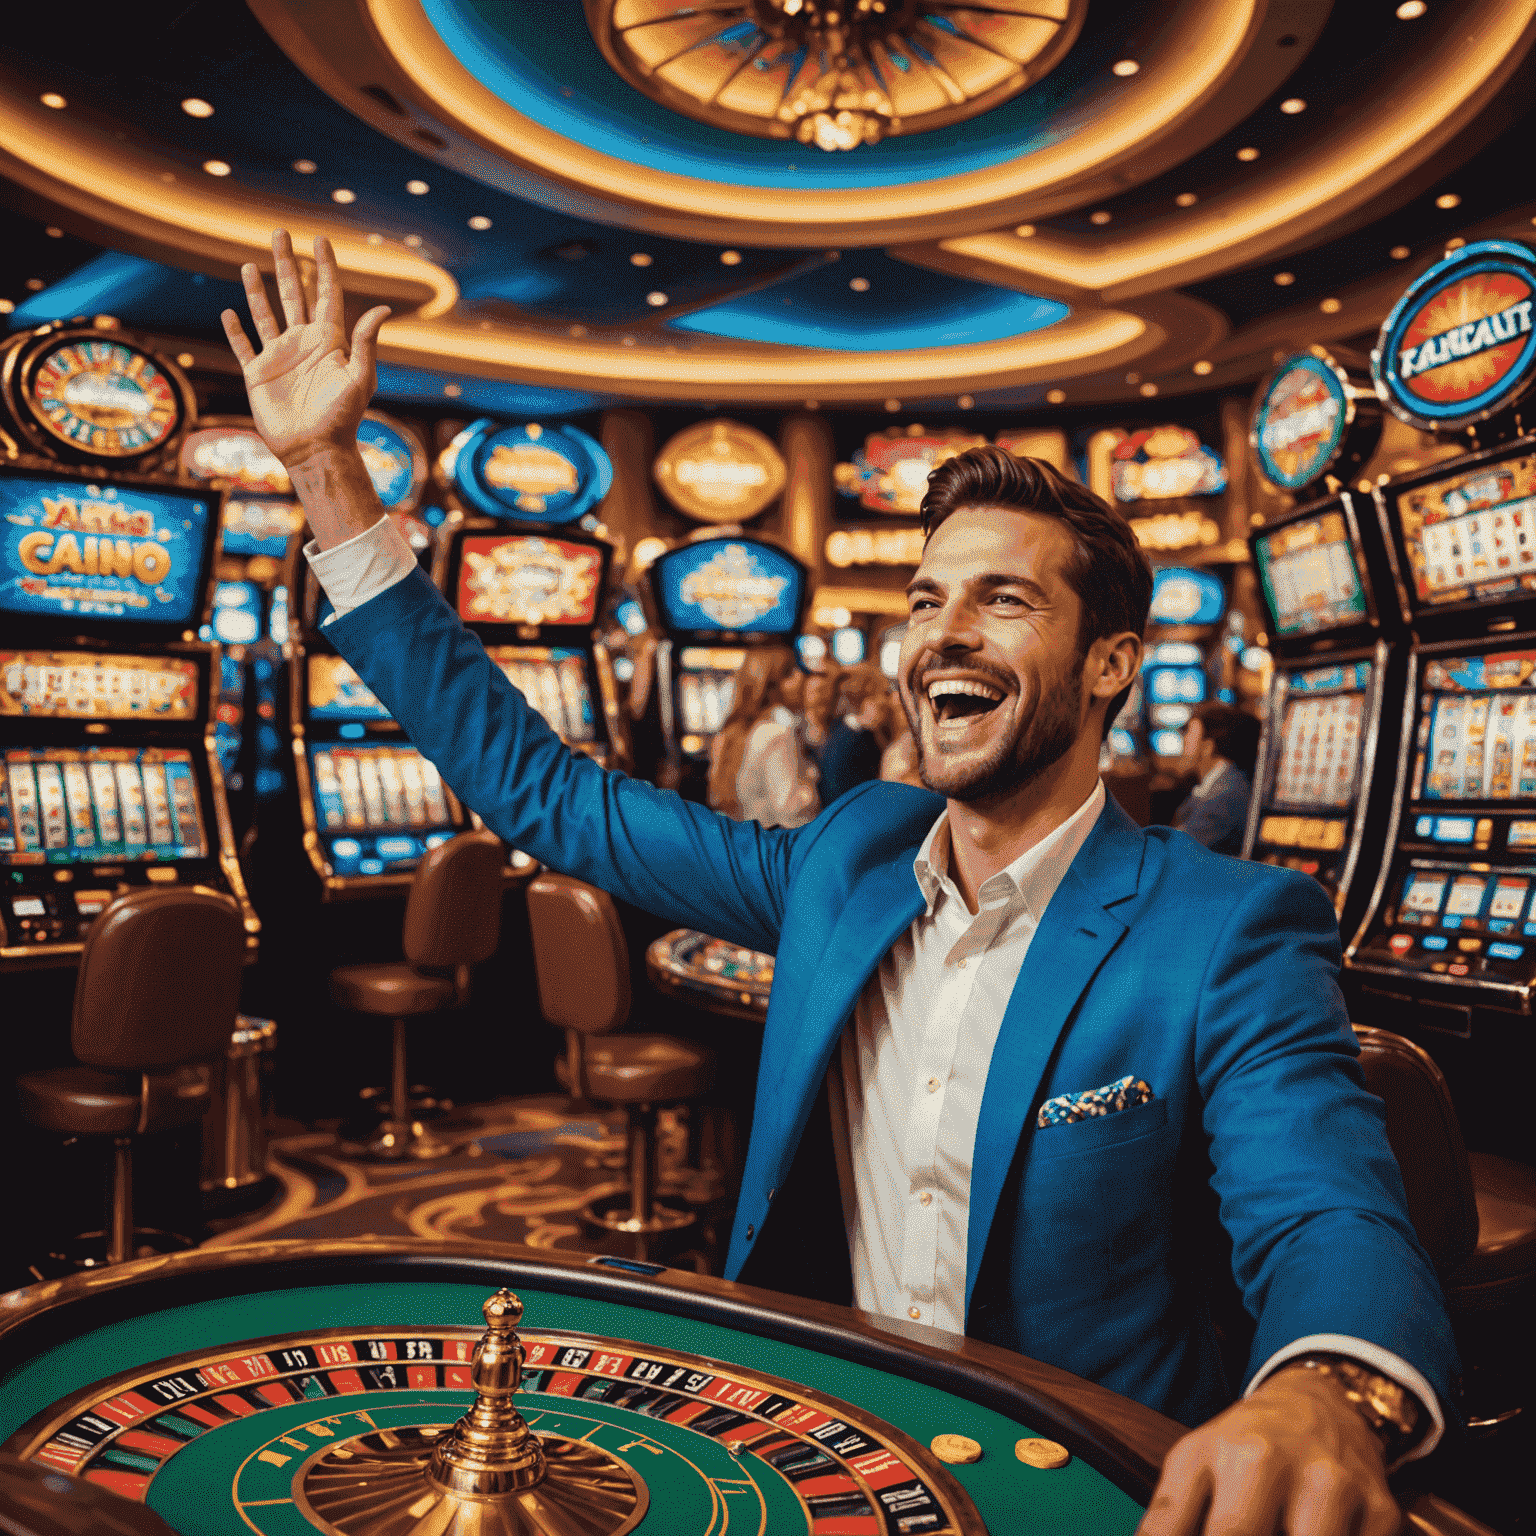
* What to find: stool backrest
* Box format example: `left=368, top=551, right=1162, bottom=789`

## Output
left=1352, top=1025, right=1479, bottom=1273
left=402, top=829, right=506, bottom=971
left=73, top=886, right=246, bottom=1071
left=526, top=873, right=630, bottom=1035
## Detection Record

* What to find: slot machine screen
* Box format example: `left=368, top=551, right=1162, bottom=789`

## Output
left=1272, top=668, right=1368, bottom=808
left=306, top=744, right=460, bottom=876
left=207, top=581, right=262, bottom=647
left=308, top=654, right=393, bottom=722
left=1394, top=450, right=1536, bottom=612
left=455, top=535, right=603, bottom=628
left=1414, top=648, right=1536, bottom=803
left=0, top=470, right=212, bottom=627
left=1, top=651, right=199, bottom=720
left=1, top=746, right=207, bottom=864
left=486, top=645, right=596, bottom=743
left=1254, top=511, right=1369, bottom=636
left=220, top=498, right=303, bottom=559
left=652, top=540, right=804, bottom=636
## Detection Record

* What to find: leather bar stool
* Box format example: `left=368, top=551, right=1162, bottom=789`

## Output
left=527, top=873, right=715, bottom=1237
left=330, top=830, right=504, bottom=1160
left=17, top=887, right=245, bottom=1267
left=1353, top=1026, right=1536, bottom=1428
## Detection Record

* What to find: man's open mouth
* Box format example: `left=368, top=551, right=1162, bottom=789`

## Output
left=926, top=678, right=1007, bottom=727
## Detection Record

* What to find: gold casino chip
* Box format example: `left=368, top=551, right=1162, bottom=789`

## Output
left=1015, top=1437, right=1071, bottom=1469
left=929, top=1433, right=984, bottom=1464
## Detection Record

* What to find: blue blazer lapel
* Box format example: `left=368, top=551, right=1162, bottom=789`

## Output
left=964, top=795, right=1147, bottom=1317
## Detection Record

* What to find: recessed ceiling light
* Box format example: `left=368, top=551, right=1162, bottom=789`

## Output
left=1391, top=244, right=1411, bottom=259
left=176, top=352, right=195, bottom=367
left=25, top=279, right=45, bottom=292
left=1175, top=193, right=1198, bottom=208
left=44, top=227, right=62, bottom=238
left=160, top=172, right=177, bottom=183
left=40, top=93, right=66, bottom=110
left=1320, top=297, right=1342, bottom=313
left=404, top=234, right=423, bottom=248
left=1140, top=382, right=1159, bottom=397
left=468, top=215, right=492, bottom=230
left=621, top=335, right=636, bottom=346
left=366, top=233, right=383, bottom=245
left=720, top=250, right=742, bottom=265
left=1112, top=59, right=1139, bottom=77
left=1192, top=361, right=1213, bottom=376
left=0, top=300, right=14, bottom=315
left=568, top=325, right=587, bottom=337
left=332, top=188, right=356, bottom=204
left=1280, top=98, right=1306, bottom=114
left=1125, top=372, right=1140, bottom=384
left=804, top=399, right=820, bottom=410
left=884, top=398, right=901, bottom=412
left=1236, top=146, right=1260, bottom=162
left=203, top=160, right=232, bottom=177
left=1090, top=210, right=1112, bottom=225
left=1396, top=0, right=1426, bottom=17
left=406, top=179, right=429, bottom=195
left=1046, top=388, right=1066, bottom=404
left=444, top=383, right=462, bottom=397
left=1014, top=224, right=1036, bottom=238
left=630, top=252, right=652, bottom=267
left=292, top=159, right=317, bottom=174
left=850, top=277, right=870, bottom=291
left=1445, top=237, right=1466, bottom=250
left=181, top=98, right=214, bottom=118
left=1273, top=271, right=1296, bottom=285
left=1435, top=192, right=1461, bottom=210
left=957, top=395, right=974, bottom=409
left=646, top=291, right=668, bottom=307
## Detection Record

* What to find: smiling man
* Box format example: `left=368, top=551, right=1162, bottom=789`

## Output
left=225, top=231, right=1454, bottom=1536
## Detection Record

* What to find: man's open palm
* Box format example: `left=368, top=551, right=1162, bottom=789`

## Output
left=220, top=230, right=390, bottom=466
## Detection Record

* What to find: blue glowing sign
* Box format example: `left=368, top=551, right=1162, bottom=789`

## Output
left=356, top=414, right=424, bottom=509
left=654, top=539, right=805, bottom=636
left=455, top=420, right=612, bottom=524
left=1149, top=567, right=1226, bottom=627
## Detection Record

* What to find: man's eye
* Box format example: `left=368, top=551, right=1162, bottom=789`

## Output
left=910, top=596, right=938, bottom=613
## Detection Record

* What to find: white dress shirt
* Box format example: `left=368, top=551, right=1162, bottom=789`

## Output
left=305, top=516, right=1443, bottom=1460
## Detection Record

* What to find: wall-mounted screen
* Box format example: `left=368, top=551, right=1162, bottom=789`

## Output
left=456, top=535, right=603, bottom=628
left=1415, top=648, right=1536, bottom=801
left=1254, top=510, right=1369, bottom=636
left=0, top=470, right=211, bottom=626
left=308, top=654, right=392, bottom=722
left=652, top=540, right=804, bottom=635
left=0, top=651, right=199, bottom=721
left=1, top=746, right=206, bottom=864
left=1395, top=450, right=1536, bottom=611
left=486, top=645, right=595, bottom=743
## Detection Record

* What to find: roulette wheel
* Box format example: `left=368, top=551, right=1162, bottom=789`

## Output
left=647, top=929, right=774, bottom=1021
left=0, top=1238, right=1185, bottom=1535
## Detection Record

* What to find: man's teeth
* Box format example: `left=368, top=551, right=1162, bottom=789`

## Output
left=926, top=679, right=1004, bottom=703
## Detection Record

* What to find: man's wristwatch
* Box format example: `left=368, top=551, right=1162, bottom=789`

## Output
left=1286, top=1353, right=1426, bottom=1462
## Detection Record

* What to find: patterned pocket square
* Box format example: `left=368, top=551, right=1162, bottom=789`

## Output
left=1036, top=1075, right=1154, bottom=1128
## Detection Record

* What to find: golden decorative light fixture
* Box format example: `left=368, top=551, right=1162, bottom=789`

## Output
left=585, top=0, right=1085, bottom=151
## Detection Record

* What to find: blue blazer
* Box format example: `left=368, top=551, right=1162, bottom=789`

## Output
left=329, top=569, right=1454, bottom=1428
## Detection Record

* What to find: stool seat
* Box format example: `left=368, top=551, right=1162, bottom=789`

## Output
left=19, top=1065, right=209, bottom=1137
left=1447, top=1152, right=1536, bottom=1302
left=330, top=963, right=456, bottom=1017
left=557, top=1035, right=714, bottom=1104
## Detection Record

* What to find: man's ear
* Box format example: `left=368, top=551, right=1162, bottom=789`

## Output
left=1089, top=630, right=1142, bottom=701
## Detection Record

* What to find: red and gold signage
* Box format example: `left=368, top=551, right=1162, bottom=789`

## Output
left=1112, top=426, right=1227, bottom=501
left=835, top=428, right=987, bottom=515
left=654, top=420, right=787, bottom=524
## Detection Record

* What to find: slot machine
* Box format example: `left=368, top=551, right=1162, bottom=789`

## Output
left=1343, top=239, right=1536, bottom=1132
left=357, top=409, right=432, bottom=566
left=0, top=321, right=257, bottom=964
left=1241, top=347, right=1402, bottom=939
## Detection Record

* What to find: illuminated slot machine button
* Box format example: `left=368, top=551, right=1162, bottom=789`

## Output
left=1457, top=938, right=1484, bottom=953
left=1475, top=818, right=1494, bottom=849
left=359, top=857, right=385, bottom=876
left=1488, top=942, right=1525, bottom=960
left=375, top=836, right=419, bottom=865
left=1388, top=934, right=1415, bottom=956
left=1509, top=819, right=1536, bottom=849
left=1421, top=935, right=1449, bottom=951
left=330, top=837, right=362, bottom=869
left=1448, top=963, right=1470, bottom=975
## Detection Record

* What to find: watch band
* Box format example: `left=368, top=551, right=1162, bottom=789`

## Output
left=1288, top=1353, right=1426, bottom=1462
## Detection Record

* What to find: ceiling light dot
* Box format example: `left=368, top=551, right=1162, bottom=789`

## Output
left=1193, top=361, right=1214, bottom=376
left=1089, top=210, right=1112, bottom=226
left=621, top=335, right=636, bottom=347
left=1390, top=244, right=1411, bottom=259
left=467, top=215, right=492, bottom=230
left=720, top=250, right=742, bottom=265
left=203, top=159, right=232, bottom=177
left=366, top=233, right=384, bottom=245
left=1396, top=0, right=1426, bottom=16
left=804, top=399, right=820, bottom=410
left=1111, top=59, right=1140, bottom=77
left=1125, top=372, right=1141, bottom=385
left=1445, top=237, right=1466, bottom=250
left=850, top=277, right=870, bottom=292
left=884, top=398, right=901, bottom=412
left=1273, top=271, right=1296, bottom=286
left=40, top=93, right=66, bottom=110
left=646, top=291, right=668, bottom=307
left=1280, top=98, right=1306, bottom=114
left=292, top=158, right=317, bottom=174
left=332, top=188, right=356, bottom=204
left=1175, top=192, right=1198, bottom=208
left=1435, top=192, right=1461, bottom=210
left=569, top=325, right=587, bottom=337
left=1236, top=146, right=1260, bottom=162
left=405, top=179, right=429, bottom=195
left=45, top=227, right=62, bottom=238
left=25, top=279, right=45, bottom=292
left=1140, top=382, right=1159, bottom=397
left=0, top=300, right=14, bottom=315
left=176, top=352, right=195, bottom=368
left=444, top=383, right=462, bottom=397
left=160, top=172, right=177, bottom=183
left=180, top=97, right=214, bottom=118
left=1320, top=297, right=1342, bottom=314
left=1046, top=388, right=1066, bottom=404
left=957, top=395, right=974, bottom=410
left=1014, top=224, right=1036, bottom=238
left=630, top=252, right=652, bottom=267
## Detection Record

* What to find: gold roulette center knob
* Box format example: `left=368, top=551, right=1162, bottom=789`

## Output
left=298, top=1289, right=647, bottom=1535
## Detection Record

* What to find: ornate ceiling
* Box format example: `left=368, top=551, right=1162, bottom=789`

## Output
left=1, top=0, right=1534, bottom=410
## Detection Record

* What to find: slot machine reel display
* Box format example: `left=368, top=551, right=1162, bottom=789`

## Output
left=0, top=461, right=256, bottom=966
left=1136, top=567, right=1230, bottom=762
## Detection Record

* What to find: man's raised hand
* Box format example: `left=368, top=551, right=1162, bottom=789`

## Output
left=220, top=230, right=390, bottom=469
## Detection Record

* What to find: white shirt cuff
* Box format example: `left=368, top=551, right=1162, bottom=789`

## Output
left=303, top=515, right=418, bottom=624
left=1246, top=1333, right=1446, bottom=1466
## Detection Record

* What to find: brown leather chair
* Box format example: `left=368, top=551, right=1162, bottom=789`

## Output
left=527, top=873, right=715, bottom=1237
left=17, top=886, right=246, bottom=1266
left=1354, top=1026, right=1536, bottom=1427
left=329, top=830, right=505, bottom=1160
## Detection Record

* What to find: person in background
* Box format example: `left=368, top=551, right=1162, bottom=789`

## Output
left=818, top=664, right=896, bottom=805
left=800, top=664, right=841, bottom=757
left=707, top=647, right=820, bottom=827
left=1174, top=700, right=1261, bottom=855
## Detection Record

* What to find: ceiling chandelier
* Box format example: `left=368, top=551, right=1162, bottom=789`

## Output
left=586, top=0, right=1085, bottom=152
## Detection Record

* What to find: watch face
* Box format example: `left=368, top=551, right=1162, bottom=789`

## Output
left=26, top=337, right=181, bottom=458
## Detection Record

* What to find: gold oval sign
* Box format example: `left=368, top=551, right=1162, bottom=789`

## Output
left=654, top=420, right=787, bottom=524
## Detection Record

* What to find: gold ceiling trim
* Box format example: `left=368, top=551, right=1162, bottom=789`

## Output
left=249, top=0, right=1259, bottom=246
left=931, top=0, right=1536, bottom=301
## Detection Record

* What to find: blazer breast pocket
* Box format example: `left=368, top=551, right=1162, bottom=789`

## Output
left=1029, top=1094, right=1170, bottom=1160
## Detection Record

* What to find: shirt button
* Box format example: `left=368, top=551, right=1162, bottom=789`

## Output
left=919, top=1191, right=933, bottom=1207
left=957, top=958, right=967, bottom=969
left=745, top=1225, right=754, bottom=1239
left=927, top=1077, right=940, bottom=1093
left=908, top=1306, right=921, bottom=1320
